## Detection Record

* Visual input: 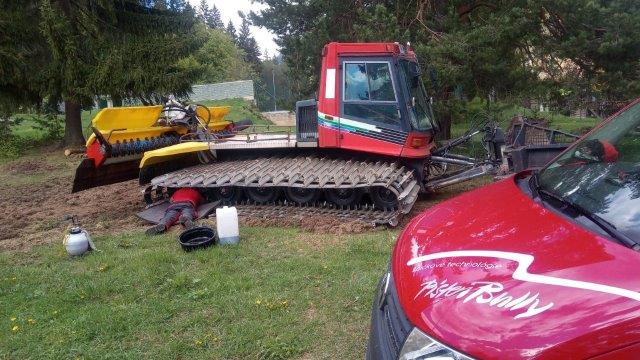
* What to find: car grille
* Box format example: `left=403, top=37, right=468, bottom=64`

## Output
left=380, top=275, right=413, bottom=357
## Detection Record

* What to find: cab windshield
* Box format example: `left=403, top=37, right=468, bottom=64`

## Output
left=537, top=100, right=640, bottom=242
left=399, top=60, right=436, bottom=132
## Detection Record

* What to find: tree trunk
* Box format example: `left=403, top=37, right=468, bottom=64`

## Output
left=63, top=100, right=85, bottom=147
left=112, top=95, right=123, bottom=107
left=438, top=112, right=452, bottom=140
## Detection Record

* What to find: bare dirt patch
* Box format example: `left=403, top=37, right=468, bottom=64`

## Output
left=0, top=155, right=146, bottom=251
left=241, top=212, right=376, bottom=234
left=0, top=150, right=493, bottom=252
left=6, top=160, right=58, bottom=175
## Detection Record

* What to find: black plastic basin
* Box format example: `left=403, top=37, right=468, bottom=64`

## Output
left=178, top=226, right=216, bottom=252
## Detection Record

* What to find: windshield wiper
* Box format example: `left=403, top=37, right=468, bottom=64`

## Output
left=529, top=171, right=541, bottom=198
left=536, top=187, right=640, bottom=250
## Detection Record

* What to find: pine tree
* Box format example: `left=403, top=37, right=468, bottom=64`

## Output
left=198, top=0, right=210, bottom=24
left=36, top=0, right=204, bottom=146
left=226, top=20, right=237, bottom=42
left=237, top=17, right=261, bottom=69
left=39, top=0, right=97, bottom=147
left=209, top=5, right=224, bottom=29
left=167, top=0, right=187, bottom=12
left=0, top=0, right=48, bottom=116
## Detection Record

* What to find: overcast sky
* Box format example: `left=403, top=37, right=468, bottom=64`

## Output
left=188, top=0, right=280, bottom=58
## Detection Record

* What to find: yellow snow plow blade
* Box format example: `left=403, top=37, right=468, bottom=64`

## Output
left=140, top=142, right=210, bottom=168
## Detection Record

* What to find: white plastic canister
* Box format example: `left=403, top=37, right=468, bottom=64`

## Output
left=215, top=206, right=239, bottom=245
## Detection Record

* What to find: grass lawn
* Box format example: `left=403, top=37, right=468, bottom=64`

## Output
left=0, top=226, right=397, bottom=359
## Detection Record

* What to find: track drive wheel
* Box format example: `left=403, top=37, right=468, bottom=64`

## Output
left=285, top=187, right=320, bottom=205
left=214, top=186, right=243, bottom=205
left=246, top=187, right=281, bottom=204
left=325, top=188, right=362, bottom=207
left=370, top=187, right=398, bottom=210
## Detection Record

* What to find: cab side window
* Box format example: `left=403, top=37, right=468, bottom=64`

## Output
left=343, top=62, right=399, bottom=127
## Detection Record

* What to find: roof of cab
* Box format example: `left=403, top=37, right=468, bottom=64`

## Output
left=323, top=42, right=417, bottom=60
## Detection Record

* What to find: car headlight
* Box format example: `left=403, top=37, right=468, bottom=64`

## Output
left=399, top=328, right=474, bottom=360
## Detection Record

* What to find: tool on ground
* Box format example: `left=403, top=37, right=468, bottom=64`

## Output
left=62, top=215, right=96, bottom=256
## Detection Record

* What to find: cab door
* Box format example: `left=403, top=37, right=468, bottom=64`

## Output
left=339, top=58, right=407, bottom=156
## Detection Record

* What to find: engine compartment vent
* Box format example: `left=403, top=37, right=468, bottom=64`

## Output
left=296, top=99, right=318, bottom=142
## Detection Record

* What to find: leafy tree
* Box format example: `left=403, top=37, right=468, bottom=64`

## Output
left=198, top=1, right=224, bottom=29
left=193, top=28, right=254, bottom=84
left=0, top=0, right=203, bottom=147
left=251, top=0, right=366, bottom=99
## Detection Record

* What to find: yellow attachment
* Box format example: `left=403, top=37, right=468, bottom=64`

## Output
left=197, top=106, right=231, bottom=131
left=139, top=141, right=210, bottom=168
left=86, top=105, right=232, bottom=147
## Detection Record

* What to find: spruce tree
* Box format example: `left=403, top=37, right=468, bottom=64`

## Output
left=209, top=5, right=224, bottom=29
left=226, top=20, right=238, bottom=43
left=237, top=17, right=262, bottom=70
left=0, top=0, right=48, bottom=115
left=39, top=0, right=98, bottom=147
left=198, top=0, right=210, bottom=24
left=37, top=0, right=204, bottom=146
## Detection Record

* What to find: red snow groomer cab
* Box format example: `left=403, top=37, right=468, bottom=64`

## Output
left=314, top=42, right=436, bottom=159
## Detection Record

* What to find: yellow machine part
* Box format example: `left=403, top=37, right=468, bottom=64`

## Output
left=86, top=105, right=232, bottom=146
left=139, top=141, right=210, bottom=168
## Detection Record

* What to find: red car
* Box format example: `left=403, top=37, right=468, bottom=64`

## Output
left=367, top=98, right=640, bottom=359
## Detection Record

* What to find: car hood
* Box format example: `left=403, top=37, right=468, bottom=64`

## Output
left=393, top=175, right=640, bottom=359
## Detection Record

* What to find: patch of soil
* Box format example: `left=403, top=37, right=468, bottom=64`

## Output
left=0, top=153, right=492, bottom=252
left=0, top=160, right=145, bottom=251
left=241, top=213, right=375, bottom=234
left=6, top=160, right=58, bottom=175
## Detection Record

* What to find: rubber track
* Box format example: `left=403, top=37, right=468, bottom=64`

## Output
left=234, top=202, right=401, bottom=227
left=149, top=156, right=420, bottom=226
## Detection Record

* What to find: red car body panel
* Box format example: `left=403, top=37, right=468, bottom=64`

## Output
left=392, top=173, right=640, bottom=359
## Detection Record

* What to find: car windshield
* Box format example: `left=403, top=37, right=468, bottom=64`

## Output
left=538, top=100, right=640, bottom=241
left=399, top=60, right=436, bottom=132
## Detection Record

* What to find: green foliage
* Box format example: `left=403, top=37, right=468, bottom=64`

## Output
left=87, top=2, right=206, bottom=104
left=256, top=56, right=296, bottom=111
left=252, top=0, right=640, bottom=134
left=198, top=1, right=224, bottom=29
left=29, top=113, right=64, bottom=140
left=0, top=115, right=25, bottom=158
left=226, top=20, right=238, bottom=42
left=197, top=98, right=272, bottom=125
left=353, top=5, right=402, bottom=42
left=0, top=1, right=48, bottom=113
left=237, top=17, right=262, bottom=71
left=193, top=29, right=255, bottom=84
